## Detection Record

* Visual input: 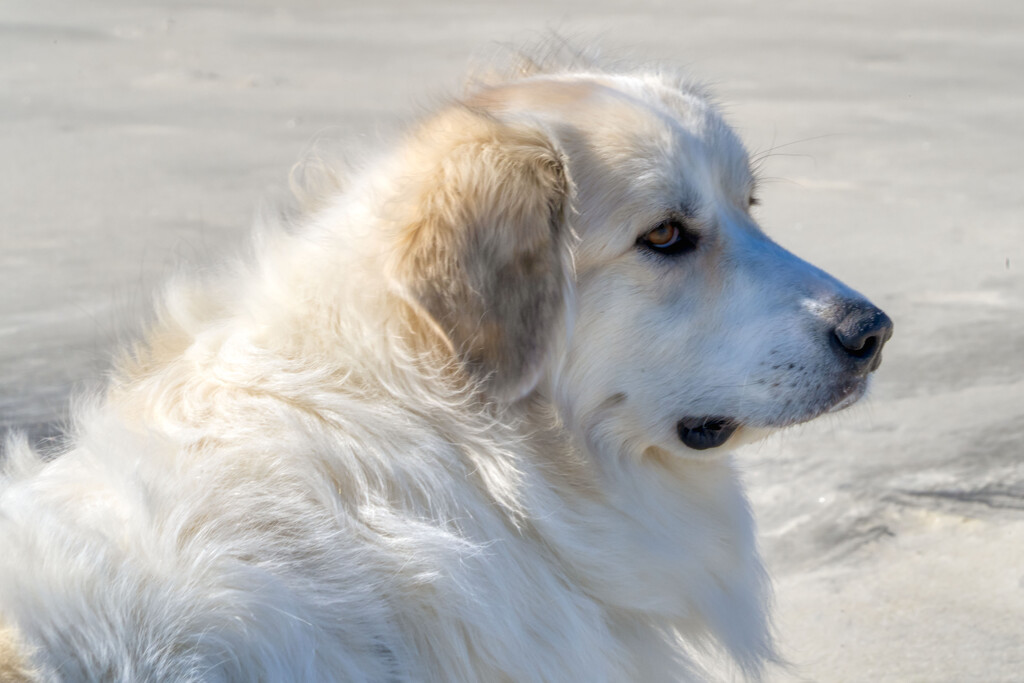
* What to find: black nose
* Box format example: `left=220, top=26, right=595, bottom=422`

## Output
left=832, top=302, right=893, bottom=373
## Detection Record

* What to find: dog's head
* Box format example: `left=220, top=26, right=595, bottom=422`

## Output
left=388, top=71, right=892, bottom=458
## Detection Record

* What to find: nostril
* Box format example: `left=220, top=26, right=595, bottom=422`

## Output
left=837, top=331, right=878, bottom=359
left=832, top=304, right=893, bottom=367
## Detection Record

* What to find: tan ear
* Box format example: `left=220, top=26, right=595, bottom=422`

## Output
left=391, top=107, right=571, bottom=399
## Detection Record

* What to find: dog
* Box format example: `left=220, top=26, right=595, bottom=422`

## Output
left=0, top=52, right=892, bottom=682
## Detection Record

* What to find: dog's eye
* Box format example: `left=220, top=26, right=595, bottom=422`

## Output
left=638, top=220, right=699, bottom=256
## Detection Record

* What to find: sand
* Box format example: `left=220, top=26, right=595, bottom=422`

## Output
left=2, top=0, right=1022, bottom=680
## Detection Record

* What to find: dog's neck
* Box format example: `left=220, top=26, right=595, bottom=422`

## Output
left=514, top=396, right=774, bottom=675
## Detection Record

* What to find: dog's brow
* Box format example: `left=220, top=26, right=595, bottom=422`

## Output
left=661, top=201, right=700, bottom=227
left=676, top=203, right=699, bottom=220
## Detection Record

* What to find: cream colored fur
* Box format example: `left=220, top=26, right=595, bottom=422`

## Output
left=0, top=56, right=887, bottom=681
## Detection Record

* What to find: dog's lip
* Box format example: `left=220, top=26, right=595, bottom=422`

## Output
left=747, top=377, right=870, bottom=430
left=826, top=378, right=868, bottom=414
left=676, top=416, right=739, bottom=450
left=674, top=377, right=870, bottom=449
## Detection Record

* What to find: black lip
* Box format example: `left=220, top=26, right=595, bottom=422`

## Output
left=676, top=416, right=739, bottom=450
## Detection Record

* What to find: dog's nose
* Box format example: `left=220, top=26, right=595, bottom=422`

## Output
left=832, top=301, right=893, bottom=373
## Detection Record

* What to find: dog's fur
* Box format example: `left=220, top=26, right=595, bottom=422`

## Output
left=0, top=54, right=890, bottom=682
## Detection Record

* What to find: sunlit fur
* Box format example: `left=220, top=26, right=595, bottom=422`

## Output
left=0, top=57, right=881, bottom=681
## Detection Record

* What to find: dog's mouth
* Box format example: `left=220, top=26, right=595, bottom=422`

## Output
left=676, top=416, right=739, bottom=450
left=826, top=378, right=868, bottom=414
left=673, top=377, right=872, bottom=451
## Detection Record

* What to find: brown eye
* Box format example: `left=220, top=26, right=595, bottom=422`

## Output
left=638, top=220, right=699, bottom=256
left=646, top=223, right=678, bottom=246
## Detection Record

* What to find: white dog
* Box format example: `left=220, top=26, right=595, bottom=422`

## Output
left=0, top=54, right=892, bottom=682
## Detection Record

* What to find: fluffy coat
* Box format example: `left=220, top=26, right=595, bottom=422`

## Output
left=0, top=55, right=891, bottom=681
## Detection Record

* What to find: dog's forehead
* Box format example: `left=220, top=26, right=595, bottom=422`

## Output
left=590, top=75, right=752, bottom=188
left=478, top=74, right=750, bottom=181
left=477, top=73, right=753, bottom=224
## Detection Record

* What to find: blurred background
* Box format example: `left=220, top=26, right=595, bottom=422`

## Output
left=2, top=1, right=1022, bottom=680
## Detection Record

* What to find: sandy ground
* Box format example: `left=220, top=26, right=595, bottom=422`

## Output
left=2, top=1, right=1022, bottom=680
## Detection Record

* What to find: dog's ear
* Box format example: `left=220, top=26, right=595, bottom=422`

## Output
left=390, top=107, right=571, bottom=400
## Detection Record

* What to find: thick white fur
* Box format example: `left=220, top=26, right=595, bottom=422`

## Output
left=0, top=58, right=881, bottom=682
